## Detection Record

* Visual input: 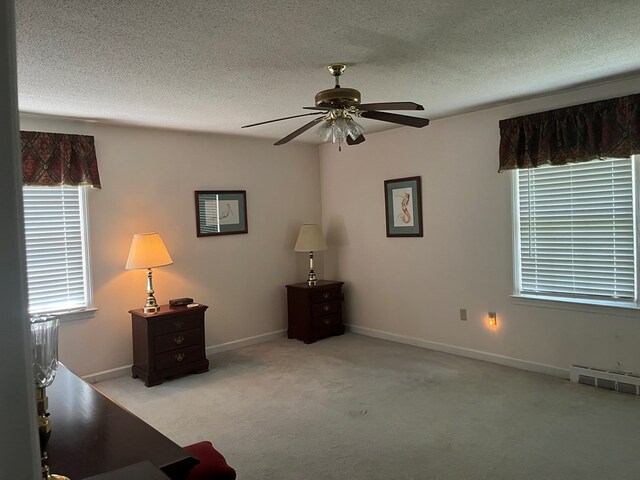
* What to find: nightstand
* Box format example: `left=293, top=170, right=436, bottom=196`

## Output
left=285, top=280, right=344, bottom=344
left=130, top=304, right=209, bottom=387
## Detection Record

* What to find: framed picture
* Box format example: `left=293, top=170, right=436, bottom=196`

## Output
left=384, top=176, right=423, bottom=237
left=195, top=190, right=248, bottom=237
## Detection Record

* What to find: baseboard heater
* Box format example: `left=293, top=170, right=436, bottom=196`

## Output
left=570, top=365, right=640, bottom=395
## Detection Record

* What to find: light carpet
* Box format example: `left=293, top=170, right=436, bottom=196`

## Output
left=95, top=333, right=640, bottom=479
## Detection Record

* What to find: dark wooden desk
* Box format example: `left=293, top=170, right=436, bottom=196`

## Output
left=47, top=364, right=198, bottom=479
left=84, top=461, right=171, bottom=479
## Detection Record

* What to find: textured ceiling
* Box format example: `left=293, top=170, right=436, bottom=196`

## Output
left=15, top=0, right=640, bottom=144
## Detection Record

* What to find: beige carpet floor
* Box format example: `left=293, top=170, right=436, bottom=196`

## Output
left=95, top=333, right=640, bottom=479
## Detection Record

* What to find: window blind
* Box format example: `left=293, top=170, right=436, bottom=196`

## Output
left=517, top=158, right=635, bottom=302
left=23, top=186, right=89, bottom=313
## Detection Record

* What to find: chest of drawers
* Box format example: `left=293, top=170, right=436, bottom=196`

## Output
left=130, top=304, right=209, bottom=387
left=285, top=280, right=344, bottom=344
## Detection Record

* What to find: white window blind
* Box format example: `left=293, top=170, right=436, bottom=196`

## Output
left=23, top=186, right=90, bottom=314
left=516, top=158, right=636, bottom=303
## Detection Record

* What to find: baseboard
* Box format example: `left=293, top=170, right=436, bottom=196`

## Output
left=346, top=324, right=569, bottom=379
left=84, top=326, right=568, bottom=383
left=204, top=329, right=287, bottom=356
left=83, top=329, right=287, bottom=384
left=82, top=365, right=132, bottom=384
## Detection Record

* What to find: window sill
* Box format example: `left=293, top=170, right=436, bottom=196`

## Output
left=31, top=307, right=98, bottom=322
left=511, top=294, right=639, bottom=317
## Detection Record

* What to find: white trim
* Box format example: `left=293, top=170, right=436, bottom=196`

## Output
left=511, top=169, right=522, bottom=296
left=346, top=323, right=569, bottom=379
left=83, top=328, right=287, bottom=384
left=511, top=294, right=640, bottom=317
left=79, top=186, right=94, bottom=312
left=512, top=159, right=636, bottom=302
left=204, top=329, right=287, bottom=356
left=82, top=364, right=130, bottom=384
left=83, top=325, right=572, bottom=384
left=633, top=155, right=640, bottom=304
left=23, top=186, right=94, bottom=314
left=57, top=307, right=97, bottom=322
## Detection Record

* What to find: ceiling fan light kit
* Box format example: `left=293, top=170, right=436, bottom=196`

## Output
left=242, top=64, right=430, bottom=148
left=316, top=109, right=365, bottom=145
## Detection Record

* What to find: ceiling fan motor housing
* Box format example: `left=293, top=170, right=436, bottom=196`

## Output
left=315, top=87, right=361, bottom=108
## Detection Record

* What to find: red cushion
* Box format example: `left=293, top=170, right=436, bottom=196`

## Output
left=183, top=441, right=237, bottom=480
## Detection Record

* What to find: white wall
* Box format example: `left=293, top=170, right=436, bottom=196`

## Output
left=0, top=1, right=40, bottom=476
left=18, top=76, right=640, bottom=379
left=19, top=116, right=321, bottom=376
left=320, top=77, right=640, bottom=376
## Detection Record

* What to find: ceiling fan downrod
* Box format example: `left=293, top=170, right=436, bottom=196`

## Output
left=327, top=63, right=346, bottom=88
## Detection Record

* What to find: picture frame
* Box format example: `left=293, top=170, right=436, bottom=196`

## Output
left=195, top=190, right=248, bottom=237
left=384, top=176, right=423, bottom=237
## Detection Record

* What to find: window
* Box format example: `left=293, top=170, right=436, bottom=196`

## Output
left=23, top=186, right=93, bottom=316
left=514, top=157, right=637, bottom=306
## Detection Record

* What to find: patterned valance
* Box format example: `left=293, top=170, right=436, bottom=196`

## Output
left=498, top=93, right=640, bottom=171
left=21, top=131, right=101, bottom=188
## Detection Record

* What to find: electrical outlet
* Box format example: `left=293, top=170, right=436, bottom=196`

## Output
left=459, top=308, right=467, bottom=321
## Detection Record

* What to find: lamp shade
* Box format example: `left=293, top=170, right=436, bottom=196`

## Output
left=125, top=232, right=173, bottom=269
left=294, top=224, right=327, bottom=252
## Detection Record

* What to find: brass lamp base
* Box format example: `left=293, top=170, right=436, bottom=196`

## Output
left=143, top=267, right=160, bottom=313
left=36, top=387, right=70, bottom=480
left=143, top=303, right=160, bottom=314
left=307, top=251, right=318, bottom=286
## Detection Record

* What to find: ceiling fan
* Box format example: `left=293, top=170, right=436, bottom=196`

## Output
left=242, top=64, right=430, bottom=147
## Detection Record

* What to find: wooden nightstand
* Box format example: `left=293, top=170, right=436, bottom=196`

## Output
left=285, top=280, right=344, bottom=344
left=130, top=304, right=209, bottom=387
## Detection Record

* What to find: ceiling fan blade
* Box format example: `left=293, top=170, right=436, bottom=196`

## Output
left=242, top=112, right=324, bottom=128
left=358, top=102, right=424, bottom=111
left=360, top=111, right=430, bottom=128
left=346, top=134, right=366, bottom=145
left=302, top=106, right=331, bottom=112
left=274, top=116, right=325, bottom=145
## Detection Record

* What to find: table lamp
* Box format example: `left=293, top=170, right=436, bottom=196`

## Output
left=294, top=224, right=327, bottom=286
left=31, top=314, right=69, bottom=480
left=126, top=232, right=173, bottom=313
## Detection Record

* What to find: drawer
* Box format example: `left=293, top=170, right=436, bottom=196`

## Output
left=154, top=313, right=202, bottom=336
left=154, top=345, right=204, bottom=371
left=312, top=314, right=342, bottom=338
left=311, top=300, right=341, bottom=317
left=154, top=328, right=203, bottom=354
left=311, top=288, right=341, bottom=304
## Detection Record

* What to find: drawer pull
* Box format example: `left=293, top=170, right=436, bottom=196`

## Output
left=173, top=336, right=184, bottom=345
left=173, top=320, right=184, bottom=329
left=323, top=291, right=330, bottom=299
left=323, top=304, right=331, bottom=312
left=174, top=353, right=185, bottom=362
left=324, top=318, right=330, bottom=325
